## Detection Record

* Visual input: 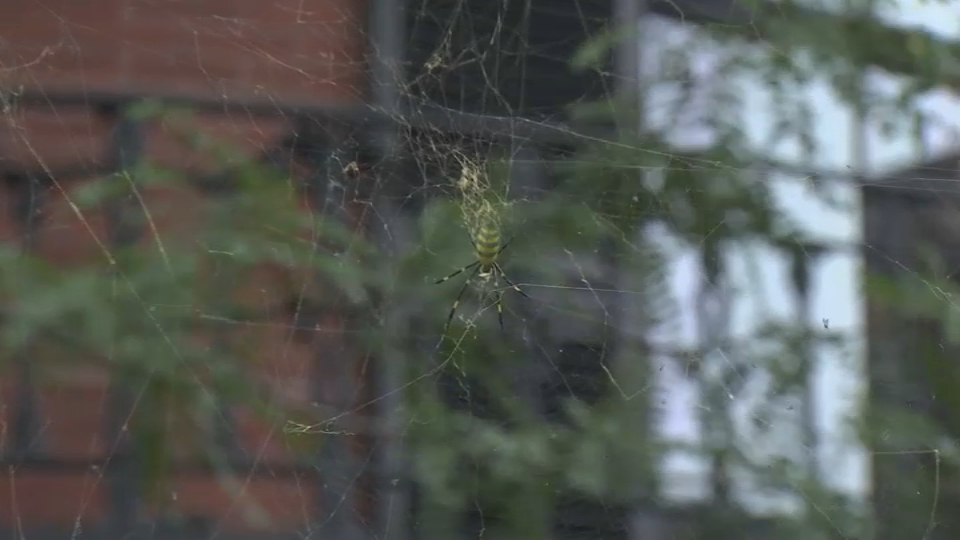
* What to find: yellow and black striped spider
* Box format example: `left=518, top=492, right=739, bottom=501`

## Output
left=434, top=222, right=530, bottom=335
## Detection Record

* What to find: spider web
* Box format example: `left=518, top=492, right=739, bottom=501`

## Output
left=0, top=1, right=954, bottom=540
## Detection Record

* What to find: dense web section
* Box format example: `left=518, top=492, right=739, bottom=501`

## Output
left=0, top=1, right=957, bottom=540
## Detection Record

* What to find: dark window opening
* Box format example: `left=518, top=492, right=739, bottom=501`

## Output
left=542, top=341, right=608, bottom=423
left=405, top=0, right=615, bottom=119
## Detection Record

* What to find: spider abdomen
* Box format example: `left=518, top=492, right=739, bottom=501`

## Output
left=474, top=225, right=501, bottom=266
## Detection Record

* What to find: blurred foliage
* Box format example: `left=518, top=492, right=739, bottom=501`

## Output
left=0, top=106, right=374, bottom=516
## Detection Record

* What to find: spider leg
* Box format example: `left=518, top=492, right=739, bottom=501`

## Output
left=441, top=264, right=481, bottom=337
left=494, top=263, right=531, bottom=299
left=492, top=272, right=506, bottom=333
left=495, top=236, right=516, bottom=256
left=435, top=261, right=480, bottom=285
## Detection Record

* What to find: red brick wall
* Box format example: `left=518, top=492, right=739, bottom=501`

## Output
left=0, top=0, right=367, bottom=103
left=0, top=0, right=369, bottom=534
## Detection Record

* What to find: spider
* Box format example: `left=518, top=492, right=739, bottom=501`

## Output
left=434, top=222, right=530, bottom=336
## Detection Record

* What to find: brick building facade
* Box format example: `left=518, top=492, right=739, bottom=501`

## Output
left=0, top=0, right=368, bottom=537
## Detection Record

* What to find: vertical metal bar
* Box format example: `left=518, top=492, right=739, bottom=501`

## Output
left=369, top=183, right=415, bottom=540
left=298, top=119, right=365, bottom=540
left=849, top=29, right=876, bottom=540
left=5, top=174, right=47, bottom=459
left=368, top=0, right=404, bottom=156
left=788, top=243, right=822, bottom=482
left=103, top=113, right=146, bottom=538
left=696, top=239, right=733, bottom=505
left=611, top=1, right=668, bottom=538
left=368, top=0, right=409, bottom=538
